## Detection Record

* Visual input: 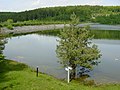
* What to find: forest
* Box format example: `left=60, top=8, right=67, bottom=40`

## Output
left=0, top=5, right=120, bottom=24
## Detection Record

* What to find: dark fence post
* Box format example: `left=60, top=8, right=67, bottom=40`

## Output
left=36, top=66, right=39, bottom=77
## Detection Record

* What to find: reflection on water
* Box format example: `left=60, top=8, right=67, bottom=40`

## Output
left=3, top=34, right=120, bottom=83
left=3, top=35, right=66, bottom=78
left=91, top=30, right=120, bottom=40
left=78, top=23, right=120, bottom=30
left=90, top=40, right=120, bottom=83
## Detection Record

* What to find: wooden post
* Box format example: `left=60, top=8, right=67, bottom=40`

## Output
left=36, top=66, right=39, bottom=77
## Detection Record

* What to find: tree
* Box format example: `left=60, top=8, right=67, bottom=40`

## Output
left=56, top=13, right=101, bottom=79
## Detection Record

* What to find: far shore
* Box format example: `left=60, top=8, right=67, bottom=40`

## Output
left=1, top=24, right=67, bottom=35
left=1, top=23, right=120, bottom=35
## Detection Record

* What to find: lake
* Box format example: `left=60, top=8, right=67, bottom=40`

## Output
left=78, top=23, right=120, bottom=30
left=3, top=33, right=120, bottom=83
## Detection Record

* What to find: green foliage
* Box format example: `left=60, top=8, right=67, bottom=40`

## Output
left=7, top=19, right=13, bottom=23
left=95, top=14, right=120, bottom=24
left=0, top=6, right=120, bottom=24
left=1, top=20, right=67, bottom=27
left=1, top=19, right=14, bottom=30
left=6, top=24, right=13, bottom=30
left=0, top=54, right=5, bottom=60
left=11, top=20, right=66, bottom=27
left=0, top=36, right=7, bottom=61
left=56, top=14, right=101, bottom=78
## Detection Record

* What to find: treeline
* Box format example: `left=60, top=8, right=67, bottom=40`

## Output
left=95, top=14, right=120, bottom=24
left=0, top=5, right=120, bottom=24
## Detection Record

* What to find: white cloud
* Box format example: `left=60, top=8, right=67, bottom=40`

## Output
left=90, top=0, right=102, bottom=5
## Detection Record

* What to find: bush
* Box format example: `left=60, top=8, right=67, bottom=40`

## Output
left=7, top=24, right=13, bottom=30
left=0, top=54, right=4, bottom=60
left=7, top=19, right=13, bottom=23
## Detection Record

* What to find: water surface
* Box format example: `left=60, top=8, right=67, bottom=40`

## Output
left=78, top=23, right=120, bottom=30
left=3, top=34, right=120, bottom=83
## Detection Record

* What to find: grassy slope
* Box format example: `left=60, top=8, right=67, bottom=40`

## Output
left=0, top=60, right=120, bottom=90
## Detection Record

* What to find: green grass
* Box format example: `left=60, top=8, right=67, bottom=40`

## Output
left=0, top=20, right=68, bottom=28
left=0, top=60, right=120, bottom=90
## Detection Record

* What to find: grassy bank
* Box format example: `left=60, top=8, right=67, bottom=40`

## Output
left=0, top=60, right=120, bottom=90
left=0, top=20, right=67, bottom=28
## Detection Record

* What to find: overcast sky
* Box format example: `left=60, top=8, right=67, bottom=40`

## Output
left=0, top=0, right=120, bottom=12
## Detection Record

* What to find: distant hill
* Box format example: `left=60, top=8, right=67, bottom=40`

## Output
left=0, top=5, right=120, bottom=24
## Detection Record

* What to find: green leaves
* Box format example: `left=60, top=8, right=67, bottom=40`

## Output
left=56, top=13, right=101, bottom=71
left=0, top=54, right=4, bottom=60
left=7, top=19, right=13, bottom=23
left=0, top=36, right=6, bottom=61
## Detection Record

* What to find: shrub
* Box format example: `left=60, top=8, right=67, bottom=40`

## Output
left=7, top=19, right=13, bottom=23
left=0, top=54, right=5, bottom=60
left=7, top=24, right=13, bottom=30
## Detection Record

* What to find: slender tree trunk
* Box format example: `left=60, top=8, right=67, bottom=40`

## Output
left=70, top=64, right=76, bottom=79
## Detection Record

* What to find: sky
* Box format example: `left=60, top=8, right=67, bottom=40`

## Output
left=0, top=0, right=120, bottom=12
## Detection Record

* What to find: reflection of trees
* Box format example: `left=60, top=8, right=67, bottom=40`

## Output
left=75, top=60, right=100, bottom=77
left=91, top=30, right=120, bottom=40
left=74, top=64, right=101, bottom=85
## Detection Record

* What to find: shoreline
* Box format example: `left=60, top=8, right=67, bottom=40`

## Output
left=1, top=59, right=120, bottom=86
left=1, top=23, right=120, bottom=35
left=1, top=24, right=67, bottom=35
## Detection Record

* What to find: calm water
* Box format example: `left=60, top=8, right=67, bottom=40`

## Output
left=3, top=34, right=120, bottom=83
left=78, top=23, right=120, bottom=30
